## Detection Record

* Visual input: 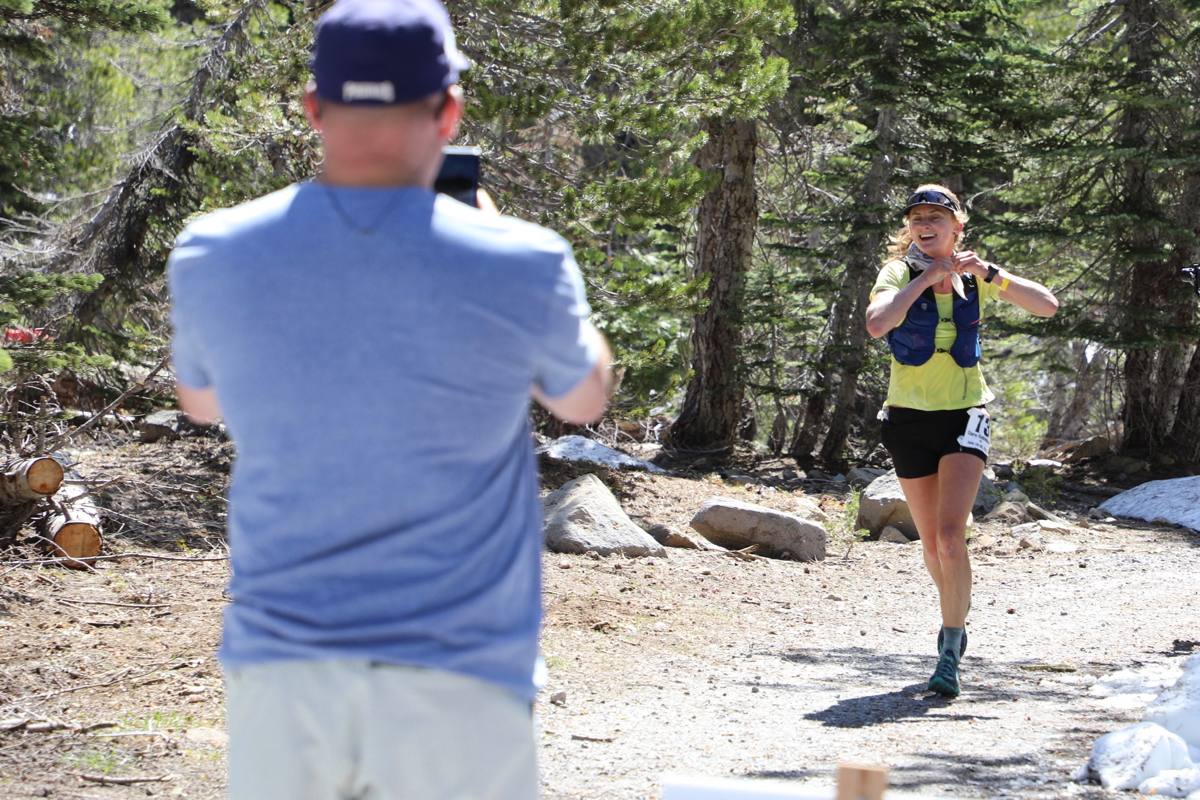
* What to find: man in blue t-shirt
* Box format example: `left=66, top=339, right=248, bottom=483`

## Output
left=167, top=1, right=611, bottom=797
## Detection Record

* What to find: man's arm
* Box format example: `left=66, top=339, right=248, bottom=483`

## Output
left=531, top=336, right=613, bottom=425
left=177, top=384, right=221, bottom=425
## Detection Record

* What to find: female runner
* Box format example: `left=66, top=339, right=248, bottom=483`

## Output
left=865, top=184, right=1058, bottom=696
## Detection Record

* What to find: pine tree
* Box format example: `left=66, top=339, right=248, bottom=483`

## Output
left=0, top=0, right=168, bottom=219
left=453, top=0, right=792, bottom=419
left=1019, top=0, right=1200, bottom=459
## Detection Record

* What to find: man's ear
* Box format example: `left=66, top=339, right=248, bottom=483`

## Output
left=303, top=87, right=323, bottom=132
left=437, top=85, right=464, bottom=141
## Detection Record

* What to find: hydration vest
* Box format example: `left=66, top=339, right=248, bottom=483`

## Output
left=887, top=262, right=981, bottom=367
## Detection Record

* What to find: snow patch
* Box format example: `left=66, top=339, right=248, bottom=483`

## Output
left=1146, top=655, right=1200, bottom=752
left=539, top=435, right=666, bottom=474
left=1081, top=656, right=1200, bottom=795
left=1140, top=767, right=1200, bottom=798
left=1087, top=722, right=1193, bottom=790
left=1089, top=661, right=1185, bottom=708
left=1099, top=476, right=1200, bottom=532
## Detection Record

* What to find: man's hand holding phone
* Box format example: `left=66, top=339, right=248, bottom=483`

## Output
left=434, top=145, right=482, bottom=207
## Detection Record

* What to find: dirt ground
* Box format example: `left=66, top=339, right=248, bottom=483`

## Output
left=1, top=432, right=1198, bottom=799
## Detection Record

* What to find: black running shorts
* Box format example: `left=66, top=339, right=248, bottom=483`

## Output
left=880, top=405, right=990, bottom=479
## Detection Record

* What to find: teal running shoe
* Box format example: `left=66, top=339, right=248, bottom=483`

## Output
left=928, top=652, right=961, bottom=697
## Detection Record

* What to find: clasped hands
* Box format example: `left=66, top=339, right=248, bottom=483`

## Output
left=922, top=251, right=993, bottom=299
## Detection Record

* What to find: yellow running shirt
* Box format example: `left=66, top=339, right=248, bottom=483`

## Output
left=870, top=259, right=1003, bottom=411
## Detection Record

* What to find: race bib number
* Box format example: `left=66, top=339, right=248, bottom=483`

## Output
left=957, top=408, right=991, bottom=455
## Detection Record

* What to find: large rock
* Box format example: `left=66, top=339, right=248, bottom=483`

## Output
left=1138, top=768, right=1200, bottom=799
left=983, top=500, right=1033, bottom=525
left=644, top=522, right=723, bottom=551
left=857, top=470, right=998, bottom=538
left=543, top=475, right=666, bottom=557
left=973, top=474, right=1003, bottom=515
left=138, top=409, right=217, bottom=443
left=847, top=467, right=888, bottom=488
left=793, top=495, right=829, bottom=525
left=1100, top=476, right=1200, bottom=533
left=856, top=472, right=918, bottom=538
left=690, top=497, right=826, bottom=561
left=879, top=526, right=911, bottom=544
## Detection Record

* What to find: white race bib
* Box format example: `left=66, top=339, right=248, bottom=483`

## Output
left=957, top=407, right=991, bottom=456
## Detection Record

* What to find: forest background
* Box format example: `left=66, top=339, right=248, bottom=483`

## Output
left=2, top=0, right=1199, bottom=471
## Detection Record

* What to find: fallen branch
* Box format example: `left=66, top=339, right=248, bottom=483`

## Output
left=55, top=597, right=171, bottom=610
left=47, top=353, right=170, bottom=451
left=1059, top=481, right=1122, bottom=498
left=2, top=551, right=227, bottom=568
left=723, top=544, right=763, bottom=562
left=79, top=773, right=170, bottom=786
left=19, top=664, right=164, bottom=702
left=26, top=721, right=68, bottom=733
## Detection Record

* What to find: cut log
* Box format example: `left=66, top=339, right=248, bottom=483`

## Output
left=39, top=484, right=102, bottom=569
left=0, top=457, right=64, bottom=504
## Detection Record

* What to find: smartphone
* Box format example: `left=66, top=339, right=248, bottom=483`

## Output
left=434, top=145, right=482, bottom=207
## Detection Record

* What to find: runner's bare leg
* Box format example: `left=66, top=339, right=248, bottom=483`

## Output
left=933, top=452, right=985, bottom=628
left=899, top=474, right=945, bottom=595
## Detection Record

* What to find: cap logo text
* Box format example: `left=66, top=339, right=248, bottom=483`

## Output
left=341, top=81, right=395, bottom=103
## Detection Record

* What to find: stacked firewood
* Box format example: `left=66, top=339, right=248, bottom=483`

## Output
left=0, top=456, right=101, bottom=568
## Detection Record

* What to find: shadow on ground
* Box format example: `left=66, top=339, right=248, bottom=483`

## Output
left=734, top=646, right=1120, bottom=797
left=739, top=645, right=1081, bottom=728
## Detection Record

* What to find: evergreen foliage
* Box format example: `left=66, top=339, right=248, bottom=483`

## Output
left=455, top=0, right=792, bottom=415
left=750, top=0, right=1055, bottom=463
left=0, top=0, right=1196, bottom=469
left=1009, top=0, right=1200, bottom=456
left=0, top=0, right=169, bottom=218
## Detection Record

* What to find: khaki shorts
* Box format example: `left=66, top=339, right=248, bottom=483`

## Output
left=224, top=660, right=537, bottom=800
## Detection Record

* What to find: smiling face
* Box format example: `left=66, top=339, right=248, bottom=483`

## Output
left=906, top=204, right=963, bottom=258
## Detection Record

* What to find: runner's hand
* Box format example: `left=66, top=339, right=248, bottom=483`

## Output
left=952, top=251, right=991, bottom=279
left=921, top=256, right=958, bottom=285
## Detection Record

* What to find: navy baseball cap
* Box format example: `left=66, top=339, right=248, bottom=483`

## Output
left=311, top=0, right=470, bottom=105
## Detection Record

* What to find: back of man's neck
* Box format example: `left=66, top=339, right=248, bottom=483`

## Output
left=317, top=162, right=430, bottom=188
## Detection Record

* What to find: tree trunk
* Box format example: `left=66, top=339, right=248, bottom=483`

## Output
left=818, top=320, right=870, bottom=464
left=669, top=116, right=758, bottom=452
left=1045, top=342, right=1107, bottom=444
left=1164, top=142, right=1200, bottom=463
left=790, top=105, right=896, bottom=463
left=1168, top=343, right=1200, bottom=464
left=50, top=1, right=274, bottom=341
left=1115, top=0, right=1174, bottom=454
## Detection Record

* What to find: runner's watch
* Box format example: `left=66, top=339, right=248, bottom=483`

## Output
left=983, top=263, right=1000, bottom=283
